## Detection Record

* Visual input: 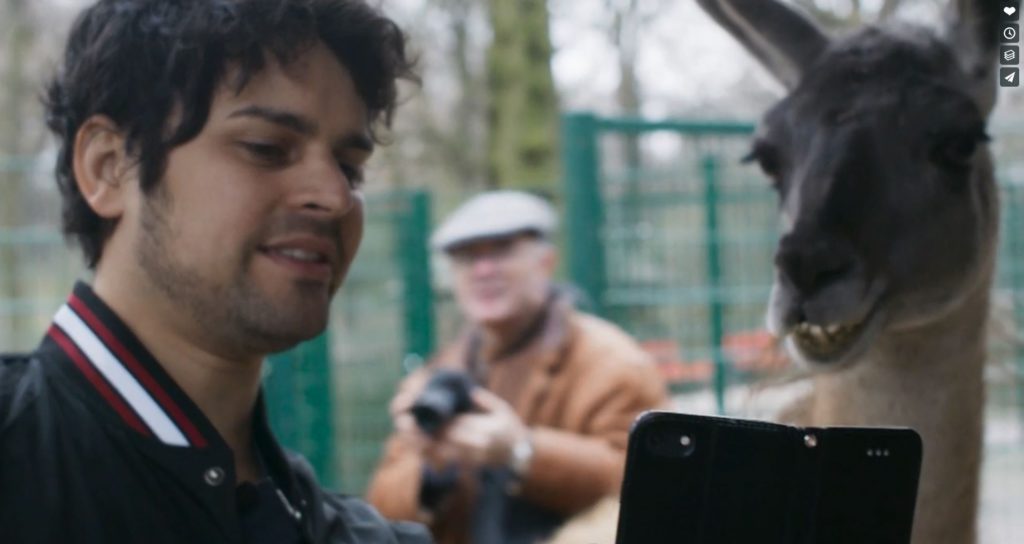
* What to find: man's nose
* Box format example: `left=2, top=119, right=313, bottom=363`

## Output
left=469, top=255, right=501, bottom=276
left=290, top=155, right=357, bottom=217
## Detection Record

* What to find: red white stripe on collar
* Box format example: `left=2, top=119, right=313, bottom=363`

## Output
left=47, top=297, right=207, bottom=448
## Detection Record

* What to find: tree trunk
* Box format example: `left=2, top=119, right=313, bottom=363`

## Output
left=449, top=0, right=486, bottom=189
left=485, top=0, right=559, bottom=191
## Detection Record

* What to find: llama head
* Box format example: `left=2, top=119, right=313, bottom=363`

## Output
left=697, top=0, right=1011, bottom=368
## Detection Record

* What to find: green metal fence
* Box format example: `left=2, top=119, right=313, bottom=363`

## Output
left=564, top=113, right=774, bottom=412
left=0, top=156, right=85, bottom=353
left=563, top=112, right=1024, bottom=418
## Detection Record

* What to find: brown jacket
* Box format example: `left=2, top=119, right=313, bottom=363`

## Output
left=365, top=295, right=668, bottom=544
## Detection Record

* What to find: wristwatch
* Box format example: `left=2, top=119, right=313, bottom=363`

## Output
left=509, top=433, right=534, bottom=477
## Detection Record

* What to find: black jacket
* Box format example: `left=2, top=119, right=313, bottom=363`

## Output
left=0, top=283, right=432, bottom=544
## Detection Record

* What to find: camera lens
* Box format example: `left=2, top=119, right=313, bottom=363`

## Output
left=645, top=428, right=696, bottom=457
left=409, top=370, right=476, bottom=436
left=679, top=433, right=696, bottom=456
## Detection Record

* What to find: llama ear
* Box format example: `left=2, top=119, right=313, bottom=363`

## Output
left=696, top=0, right=830, bottom=89
left=945, top=0, right=1021, bottom=115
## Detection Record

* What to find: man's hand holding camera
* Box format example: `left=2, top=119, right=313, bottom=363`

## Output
left=390, top=374, right=531, bottom=472
left=435, top=388, right=529, bottom=469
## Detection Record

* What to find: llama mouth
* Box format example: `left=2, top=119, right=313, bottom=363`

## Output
left=791, top=321, right=865, bottom=360
left=786, top=307, right=884, bottom=367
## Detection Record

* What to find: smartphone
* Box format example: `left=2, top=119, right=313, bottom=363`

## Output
left=615, top=411, right=922, bottom=544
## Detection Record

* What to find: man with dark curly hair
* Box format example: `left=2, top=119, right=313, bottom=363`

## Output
left=0, top=1, right=431, bottom=542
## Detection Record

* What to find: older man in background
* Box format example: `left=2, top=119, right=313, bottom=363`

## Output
left=367, top=190, right=668, bottom=544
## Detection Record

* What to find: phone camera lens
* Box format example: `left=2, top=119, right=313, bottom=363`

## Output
left=646, top=429, right=695, bottom=457
left=679, top=433, right=696, bottom=456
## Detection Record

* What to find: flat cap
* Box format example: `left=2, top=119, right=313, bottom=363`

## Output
left=431, top=190, right=558, bottom=251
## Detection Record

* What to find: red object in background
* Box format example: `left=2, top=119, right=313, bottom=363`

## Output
left=640, top=339, right=713, bottom=385
left=641, top=330, right=790, bottom=385
left=722, top=330, right=791, bottom=373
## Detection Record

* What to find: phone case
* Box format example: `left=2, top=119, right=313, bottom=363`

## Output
left=615, top=411, right=922, bottom=544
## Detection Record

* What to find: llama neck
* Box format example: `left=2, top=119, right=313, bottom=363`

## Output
left=810, top=278, right=990, bottom=544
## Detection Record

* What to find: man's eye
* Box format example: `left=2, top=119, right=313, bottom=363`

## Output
left=339, top=163, right=365, bottom=188
left=239, top=142, right=289, bottom=165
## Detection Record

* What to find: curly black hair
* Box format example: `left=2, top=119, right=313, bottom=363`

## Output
left=44, top=0, right=417, bottom=268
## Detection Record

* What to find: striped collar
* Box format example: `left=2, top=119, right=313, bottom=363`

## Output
left=46, top=282, right=210, bottom=448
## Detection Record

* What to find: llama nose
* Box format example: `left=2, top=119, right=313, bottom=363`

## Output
left=775, top=233, right=856, bottom=295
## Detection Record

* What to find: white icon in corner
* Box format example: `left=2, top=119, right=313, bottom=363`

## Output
left=1000, top=67, right=1020, bottom=86
left=1006, top=6, right=1018, bottom=16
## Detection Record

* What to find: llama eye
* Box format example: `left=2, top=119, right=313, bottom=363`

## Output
left=931, top=133, right=985, bottom=170
left=743, top=143, right=784, bottom=184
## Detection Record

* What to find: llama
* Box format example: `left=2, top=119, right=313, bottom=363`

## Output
left=549, top=1, right=1010, bottom=543
left=695, top=0, right=1010, bottom=542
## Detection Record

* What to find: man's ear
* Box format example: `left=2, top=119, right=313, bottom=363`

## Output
left=72, top=115, right=133, bottom=220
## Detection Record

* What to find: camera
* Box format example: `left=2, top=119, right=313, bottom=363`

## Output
left=644, top=424, right=697, bottom=458
left=409, top=369, right=476, bottom=436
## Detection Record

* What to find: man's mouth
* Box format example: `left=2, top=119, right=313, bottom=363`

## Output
left=258, top=237, right=338, bottom=283
left=265, top=247, right=329, bottom=264
left=472, top=285, right=506, bottom=301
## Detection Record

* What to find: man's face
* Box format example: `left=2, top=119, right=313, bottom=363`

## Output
left=448, top=235, right=556, bottom=329
left=127, top=43, right=371, bottom=355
